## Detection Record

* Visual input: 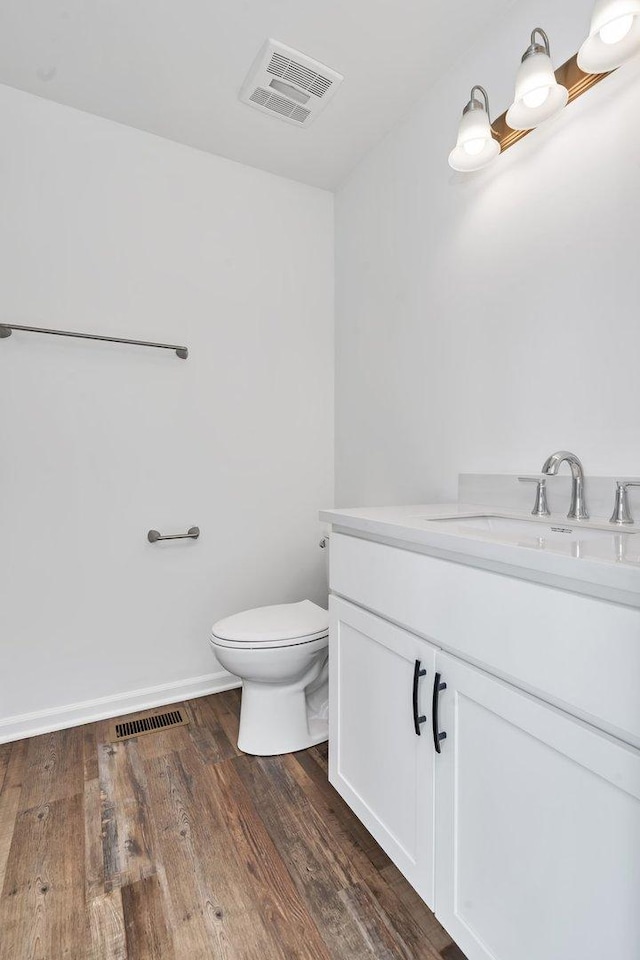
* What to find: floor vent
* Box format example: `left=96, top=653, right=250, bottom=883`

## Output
left=240, top=40, right=343, bottom=127
left=110, top=709, right=188, bottom=742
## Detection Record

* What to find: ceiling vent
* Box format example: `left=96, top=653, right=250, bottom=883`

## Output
left=240, top=40, right=343, bottom=127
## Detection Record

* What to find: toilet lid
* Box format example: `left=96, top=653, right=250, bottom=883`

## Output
left=211, top=600, right=329, bottom=646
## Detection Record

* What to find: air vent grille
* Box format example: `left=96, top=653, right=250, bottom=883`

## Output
left=111, top=708, right=188, bottom=742
left=249, top=87, right=311, bottom=123
left=240, top=40, right=343, bottom=127
left=267, top=52, right=333, bottom=98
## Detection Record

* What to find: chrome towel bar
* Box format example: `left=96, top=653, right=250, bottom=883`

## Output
left=0, top=323, right=188, bottom=359
left=148, top=527, right=200, bottom=543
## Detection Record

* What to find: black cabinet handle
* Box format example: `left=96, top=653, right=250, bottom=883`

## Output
left=412, top=659, right=427, bottom=735
left=432, top=672, right=447, bottom=753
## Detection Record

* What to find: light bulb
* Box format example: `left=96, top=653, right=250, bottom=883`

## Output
left=463, top=138, right=486, bottom=156
left=522, top=86, right=550, bottom=108
left=599, top=13, right=634, bottom=42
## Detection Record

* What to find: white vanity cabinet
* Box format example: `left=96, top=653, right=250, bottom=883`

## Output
left=329, top=597, right=437, bottom=907
left=327, top=531, right=640, bottom=960
left=435, top=651, right=640, bottom=960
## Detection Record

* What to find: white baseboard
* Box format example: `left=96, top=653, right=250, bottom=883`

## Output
left=0, top=671, right=241, bottom=744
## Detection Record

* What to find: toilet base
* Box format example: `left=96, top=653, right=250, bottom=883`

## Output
left=237, top=660, right=329, bottom=757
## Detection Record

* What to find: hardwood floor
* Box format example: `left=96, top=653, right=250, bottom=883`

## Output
left=0, top=690, right=467, bottom=960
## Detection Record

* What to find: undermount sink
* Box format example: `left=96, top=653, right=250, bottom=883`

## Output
left=427, top=514, right=638, bottom=545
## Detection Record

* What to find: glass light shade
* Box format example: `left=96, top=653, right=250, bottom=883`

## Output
left=578, top=0, right=640, bottom=72
left=506, top=51, right=569, bottom=130
left=448, top=106, right=499, bottom=172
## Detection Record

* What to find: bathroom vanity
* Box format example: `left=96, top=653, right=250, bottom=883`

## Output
left=319, top=497, right=640, bottom=960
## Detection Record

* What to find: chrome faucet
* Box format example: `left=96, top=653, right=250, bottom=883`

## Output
left=541, top=450, right=589, bottom=521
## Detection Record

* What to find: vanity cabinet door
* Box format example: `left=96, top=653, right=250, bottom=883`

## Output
left=329, top=596, right=437, bottom=907
left=434, top=651, right=640, bottom=960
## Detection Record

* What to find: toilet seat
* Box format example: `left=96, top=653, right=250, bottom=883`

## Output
left=211, top=599, right=329, bottom=650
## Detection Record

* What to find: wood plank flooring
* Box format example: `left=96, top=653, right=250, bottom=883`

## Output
left=0, top=690, right=467, bottom=960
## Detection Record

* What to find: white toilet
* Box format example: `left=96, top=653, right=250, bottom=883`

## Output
left=210, top=599, right=329, bottom=756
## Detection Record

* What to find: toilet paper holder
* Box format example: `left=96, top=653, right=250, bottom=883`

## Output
left=148, top=526, right=200, bottom=543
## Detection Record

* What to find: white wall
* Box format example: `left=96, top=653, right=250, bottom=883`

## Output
left=0, top=85, right=334, bottom=739
left=335, top=0, right=640, bottom=507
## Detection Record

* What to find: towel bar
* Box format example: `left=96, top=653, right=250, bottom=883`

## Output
left=0, top=323, right=188, bottom=359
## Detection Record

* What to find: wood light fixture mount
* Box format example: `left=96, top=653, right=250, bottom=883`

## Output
left=492, top=54, right=610, bottom=153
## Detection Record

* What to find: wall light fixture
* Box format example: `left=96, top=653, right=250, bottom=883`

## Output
left=448, top=86, right=499, bottom=172
left=578, top=0, right=640, bottom=72
left=506, top=28, right=569, bottom=130
left=450, top=10, right=640, bottom=172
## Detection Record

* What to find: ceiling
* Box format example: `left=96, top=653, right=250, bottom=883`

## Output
left=0, top=0, right=515, bottom=190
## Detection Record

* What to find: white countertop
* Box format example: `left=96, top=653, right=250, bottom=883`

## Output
left=319, top=503, right=640, bottom=607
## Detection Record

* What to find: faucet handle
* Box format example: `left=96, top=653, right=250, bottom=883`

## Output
left=610, top=479, right=640, bottom=525
left=518, top=476, right=551, bottom=518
